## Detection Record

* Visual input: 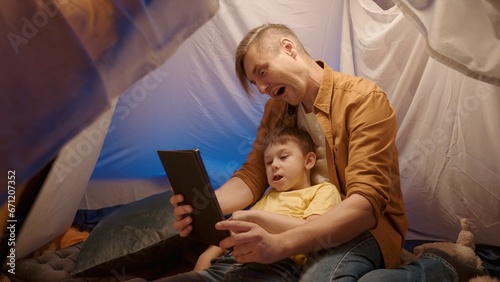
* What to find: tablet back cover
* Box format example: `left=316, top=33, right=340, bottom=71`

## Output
left=157, top=149, right=229, bottom=246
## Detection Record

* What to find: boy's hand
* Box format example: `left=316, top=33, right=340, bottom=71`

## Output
left=169, top=193, right=193, bottom=237
left=194, top=245, right=224, bottom=271
left=229, top=210, right=258, bottom=224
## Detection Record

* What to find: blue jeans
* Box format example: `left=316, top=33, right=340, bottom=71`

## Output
left=301, top=231, right=457, bottom=282
left=224, top=257, right=301, bottom=282
left=161, top=253, right=301, bottom=282
left=160, top=231, right=457, bottom=281
left=358, top=251, right=457, bottom=282
left=161, top=232, right=380, bottom=281
left=300, top=231, right=383, bottom=281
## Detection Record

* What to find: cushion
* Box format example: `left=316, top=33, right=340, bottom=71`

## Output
left=2, top=242, right=113, bottom=282
left=71, top=191, right=207, bottom=279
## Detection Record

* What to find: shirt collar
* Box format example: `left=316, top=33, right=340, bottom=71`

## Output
left=313, top=60, right=334, bottom=115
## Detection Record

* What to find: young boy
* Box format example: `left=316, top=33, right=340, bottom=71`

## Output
left=162, top=127, right=341, bottom=281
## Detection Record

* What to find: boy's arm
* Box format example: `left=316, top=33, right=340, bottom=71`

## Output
left=230, top=209, right=316, bottom=234
left=193, top=245, right=225, bottom=271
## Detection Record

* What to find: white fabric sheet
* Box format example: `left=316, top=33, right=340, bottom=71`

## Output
left=394, top=0, right=500, bottom=86
left=84, top=0, right=343, bottom=206
left=15, top=104, right=115, bottom=261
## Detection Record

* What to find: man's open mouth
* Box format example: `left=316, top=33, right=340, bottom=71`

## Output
left=276, top=86, right=285, bottom=96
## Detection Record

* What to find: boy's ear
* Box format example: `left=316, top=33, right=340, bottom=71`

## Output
left=305, top=152, right=316, bottom=169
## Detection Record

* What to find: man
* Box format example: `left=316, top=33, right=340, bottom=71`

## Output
left=170, top=24, right=484, bottom=281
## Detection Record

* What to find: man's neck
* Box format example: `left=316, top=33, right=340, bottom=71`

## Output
left=301, top=60, right=325, bottom=113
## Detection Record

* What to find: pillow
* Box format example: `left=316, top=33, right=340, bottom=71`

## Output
left=72, top=191, right=207, bottom=279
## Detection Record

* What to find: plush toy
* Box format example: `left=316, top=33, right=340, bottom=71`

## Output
left=412, top=218, right=484, bottom=270
left=469, top=277, right=500, bottom=282
left=400, top=218, right=500, bottom=282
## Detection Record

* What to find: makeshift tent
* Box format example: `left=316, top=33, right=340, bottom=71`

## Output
left=1, top=0, right=499, bottom=276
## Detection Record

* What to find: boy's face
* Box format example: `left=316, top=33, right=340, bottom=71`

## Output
left=263, top=141, right=311, bottom=192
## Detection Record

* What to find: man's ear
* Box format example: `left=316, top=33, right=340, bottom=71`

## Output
left=281, top=38, right=297, bottom=57
left=305, top=152, right=316, bottom=169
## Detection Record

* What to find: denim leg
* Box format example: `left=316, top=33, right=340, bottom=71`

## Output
left=224, top=258, right=301, bottom=282
left=197, top=254, right=238, bottom=282
left=154, top=253, right=237, bottom=282
left=155, top=271, right=206, bottom=282
left=358, top=251, right=457, bottom=282
left=299, top=231, right=383, bottom=282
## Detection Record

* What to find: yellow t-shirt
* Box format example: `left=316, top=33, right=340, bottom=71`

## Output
left=250, top=182, right=341, bottom=264
left=250, top=183, right=340, bottom=218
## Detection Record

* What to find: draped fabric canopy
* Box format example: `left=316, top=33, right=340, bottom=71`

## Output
left=3, top=0, right=499, bottom=259
left=1, top=0, right=219, bottom=187
left=394, top=0, right=500, bottom=86
left=1, top=0, right=219, bottom=259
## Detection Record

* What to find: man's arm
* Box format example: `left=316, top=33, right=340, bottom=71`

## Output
left=215, top=177, right=254, bottom=215
left=230, top=210, right=311, bottom=234
left=277, top=194, right=376, bottom=256
left=216, top=194, right=376, bottom=264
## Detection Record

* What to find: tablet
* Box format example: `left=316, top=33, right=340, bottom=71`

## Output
left=157, top=149, right=230, bottom=246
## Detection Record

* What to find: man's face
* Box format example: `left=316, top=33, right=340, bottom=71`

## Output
left=243, top=42, right=307, bottom=106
